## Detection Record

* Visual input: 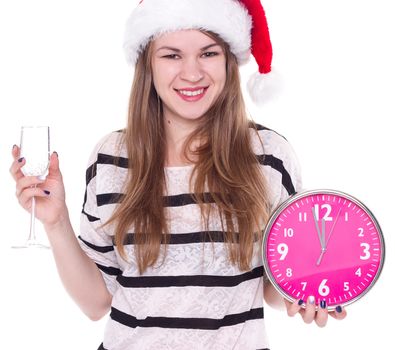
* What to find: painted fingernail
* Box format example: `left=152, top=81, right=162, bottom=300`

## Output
left=298, top=299, right=304, bottom=306
left=320, top=300, right=327, bottom=309
left=308, top=296, right=315, bottom=304
left=53, top=151, right=58, bottom=157
left=18, top=157, right=24, bottom=163
left=335, top=305, right=342, bottom=313
left=12, top=144, right=17, bottom=150
left=43, top=190, right=51, bottom=195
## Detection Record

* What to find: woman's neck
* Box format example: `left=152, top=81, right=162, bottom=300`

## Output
left=164, top=114, right=200, bottom=167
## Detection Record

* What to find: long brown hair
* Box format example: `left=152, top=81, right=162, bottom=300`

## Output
left=106, top=31, right=270, bottom=273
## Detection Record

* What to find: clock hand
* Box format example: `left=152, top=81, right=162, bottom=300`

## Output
left=316, top=219, right=326, bottom=266
left=316, top=209, right=342, bottom=266
left=312, top=207, right=324, bottom=248
left=325, top=208, right=342, bottom=248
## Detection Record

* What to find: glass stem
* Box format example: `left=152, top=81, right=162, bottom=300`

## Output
left=28, top=187, right=37, bottom=243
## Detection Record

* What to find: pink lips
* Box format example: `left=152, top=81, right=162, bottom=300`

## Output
left=175, top=86, right=208, bottom=102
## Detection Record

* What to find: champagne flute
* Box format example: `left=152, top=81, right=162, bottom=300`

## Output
left=12, top=126, right=50, bottom=249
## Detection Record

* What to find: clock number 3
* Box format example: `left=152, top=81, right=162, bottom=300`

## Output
left=360, top=243, right=371, bottom=260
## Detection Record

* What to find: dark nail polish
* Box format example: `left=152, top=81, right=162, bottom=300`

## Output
left=53, top=151, right=58, bottom=157
left=320, top=300, right=327, bottom=309
left=18, top=157, right=24, bottom=163
left=298, top=299, right=304, bottom=306
left=335, top=305, right=342, bottom=313
left=44, top=190, right=51, bottom=195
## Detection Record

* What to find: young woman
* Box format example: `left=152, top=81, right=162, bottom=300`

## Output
left=10, top=1, right=346, bottom=349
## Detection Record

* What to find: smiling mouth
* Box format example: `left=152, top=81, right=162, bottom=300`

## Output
left=174, top=86, right=209, bottom=102
left=177, top=88, right=205, bottom=96
left=174, top=87, right=209, bottom=101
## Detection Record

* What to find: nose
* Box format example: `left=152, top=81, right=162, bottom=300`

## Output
left=180, top=58, right=203, bottom=83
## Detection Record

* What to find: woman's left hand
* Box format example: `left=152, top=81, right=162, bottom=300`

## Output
left=285, top=297, right=347, bottom=327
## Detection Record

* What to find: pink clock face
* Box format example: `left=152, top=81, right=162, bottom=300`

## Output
left=263, top=190, right=385, bottom=309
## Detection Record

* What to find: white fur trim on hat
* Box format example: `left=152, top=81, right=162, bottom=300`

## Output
left=123, top=0, right=252, bottom=66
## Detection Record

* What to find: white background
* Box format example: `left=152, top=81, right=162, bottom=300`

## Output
left=0, top=0, right=393, bottom=349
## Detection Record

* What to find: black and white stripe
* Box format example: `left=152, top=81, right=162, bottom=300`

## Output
left=116, top=266, right=263, bottom=288
left=79, top=124, right=301, bottom=350
left=110, top=306, right=263, bottom=330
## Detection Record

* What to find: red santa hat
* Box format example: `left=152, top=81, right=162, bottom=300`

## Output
left=123, top=0, right=275, bottom=104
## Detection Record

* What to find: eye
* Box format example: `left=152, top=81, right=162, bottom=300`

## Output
left=162, top=54, right=180, bottom=59
left=201, top=51, right=219, bottom=58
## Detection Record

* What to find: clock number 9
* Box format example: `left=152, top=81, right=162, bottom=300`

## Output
left=277, top=243, right=288, bottom=260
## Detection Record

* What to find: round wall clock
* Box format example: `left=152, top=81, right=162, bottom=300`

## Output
left=262, top=189, right=385, bottom=310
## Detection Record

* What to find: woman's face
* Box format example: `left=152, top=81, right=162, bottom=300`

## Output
left=151, top=30, right=226, bottom=124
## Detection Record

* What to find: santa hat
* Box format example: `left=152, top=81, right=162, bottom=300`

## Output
left=123, top=0, right=275, bottom=104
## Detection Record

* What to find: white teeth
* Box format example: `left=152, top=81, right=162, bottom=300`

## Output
left=178, top=88, right=204, bottom=96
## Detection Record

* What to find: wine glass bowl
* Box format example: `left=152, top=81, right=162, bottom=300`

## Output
left=20, top=126, right=50, bottom=177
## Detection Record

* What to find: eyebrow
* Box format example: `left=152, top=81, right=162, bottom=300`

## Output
left=156, top=43, right=221, bottom=53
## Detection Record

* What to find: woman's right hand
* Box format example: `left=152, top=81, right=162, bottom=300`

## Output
left=10, top=145, right=69, bottom=229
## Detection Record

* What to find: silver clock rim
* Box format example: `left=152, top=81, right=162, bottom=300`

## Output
left=262, top=189, right=386, bottom=311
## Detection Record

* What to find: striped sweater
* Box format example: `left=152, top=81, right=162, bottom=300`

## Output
left=79, top=124, right=302, bottom=350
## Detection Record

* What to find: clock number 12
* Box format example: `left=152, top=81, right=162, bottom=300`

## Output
left=313, top=204, right=333, bottom=221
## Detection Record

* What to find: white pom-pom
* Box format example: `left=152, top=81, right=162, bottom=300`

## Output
left=247, top=69, right=282, bottom=105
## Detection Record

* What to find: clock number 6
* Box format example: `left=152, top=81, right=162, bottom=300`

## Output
left=318, top=279, right=330, bottom=297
